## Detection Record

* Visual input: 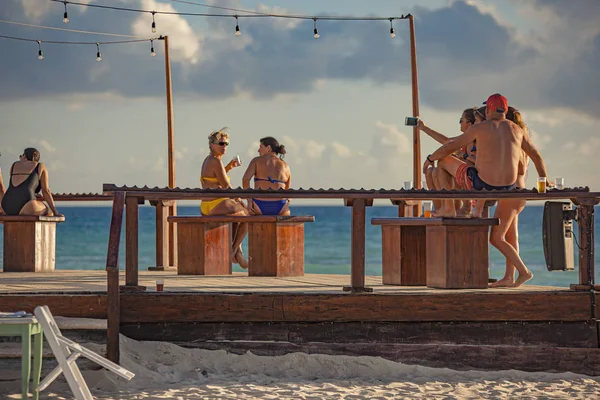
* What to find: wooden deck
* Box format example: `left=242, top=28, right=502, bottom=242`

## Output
left=0, top=270, right=570, bottom=294
left=2, top=270, right=600, bottom=375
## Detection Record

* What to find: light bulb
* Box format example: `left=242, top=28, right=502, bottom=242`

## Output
left=63, top=12, right=69, bottom=24
left=313, top=28, right=319, bottom=39
left=390, top=28, right=395, bottom=38
left=235, top=24, right=241, bottom=36
left=96, top=52, right=102, bottom=61
left=151, top=47, right=156, bottom=56
left=38, top=50, right=43, bottom=60
left=152, top=22, right=156, bottom=33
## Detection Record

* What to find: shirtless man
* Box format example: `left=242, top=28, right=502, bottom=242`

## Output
left=422, top=94, right=550, bottom=287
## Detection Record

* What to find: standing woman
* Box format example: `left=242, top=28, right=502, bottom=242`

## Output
left=490, top=106, right=530, bottom=287
left=242, top=137, right=291, bottom=216
left=200, top=128, right=249, bottom=268
left=1, top=148, right=61, bottom=217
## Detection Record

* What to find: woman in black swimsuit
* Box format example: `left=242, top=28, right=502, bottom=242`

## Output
left=1, top=148, right=61, bottom=217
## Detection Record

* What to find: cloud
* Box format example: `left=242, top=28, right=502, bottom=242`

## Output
left=579, top=137, right=600, bottom=157
left=330, top=142, right=351, bottom=157
left=1, top=0, right=599, bottom=119
left=374, top=121, right=411, bottom=154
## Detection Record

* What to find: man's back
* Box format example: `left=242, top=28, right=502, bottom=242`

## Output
left=474, top=118, right=524, bottom=187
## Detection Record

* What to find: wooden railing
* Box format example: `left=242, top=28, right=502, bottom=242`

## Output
left=101, top=183, right=599, bottom=362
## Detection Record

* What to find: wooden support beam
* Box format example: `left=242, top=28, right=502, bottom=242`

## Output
left=125, top=196, right=139, bottom=287
left=106, top=191, right=125, bottom=364
left=343, top=198, right=373, bottom=293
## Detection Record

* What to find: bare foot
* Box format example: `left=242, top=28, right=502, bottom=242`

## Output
left=511, top=270, right=533, bottom=288
left=489, top=277, right=515, bottom=288
left=233, top=249, right=248, bottom=270
left=432, top=208, right=457, bottom=218
left=457, top=207, right=472, bottom=217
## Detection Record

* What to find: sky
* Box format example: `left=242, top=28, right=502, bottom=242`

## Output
left=0, top=0, right=599, bottom=204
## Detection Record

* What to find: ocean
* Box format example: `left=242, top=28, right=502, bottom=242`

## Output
left=1, top=205, right=598, bottom=287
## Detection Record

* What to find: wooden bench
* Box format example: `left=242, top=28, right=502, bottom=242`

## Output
left=371, top=217, right=499, bottom=289
left=1, top=215, right=65, bottom=272
left=167, top=215, right=315, bottom=277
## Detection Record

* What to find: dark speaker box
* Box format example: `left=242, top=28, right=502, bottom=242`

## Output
left=543, top=201, right=575, bottom=271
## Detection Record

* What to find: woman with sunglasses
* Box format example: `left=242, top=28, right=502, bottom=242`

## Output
left=1, top=148, right=62, bottom=217
left=200, top=128, right=249, bottom=268
left=418, top=108, right=477, bottom=216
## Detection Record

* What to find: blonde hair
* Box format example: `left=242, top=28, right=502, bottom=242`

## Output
left=208, top=127, right=230, bottom=145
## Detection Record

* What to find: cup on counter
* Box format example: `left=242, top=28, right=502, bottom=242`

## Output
left=554, top=177, right=564, bottom=190
left=423, top=201, right=432, bottom=218
left=156, top=278, right=164, bottom=292
left=537, top=177, right=547, bottom=193
left=403, top=181, right=413, bottom=190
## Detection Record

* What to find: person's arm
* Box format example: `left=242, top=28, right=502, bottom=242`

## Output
left=212, top=159, right=233, bottom=189
left=423, top=128, right=478, bottom=173
left=521, top=132, right=549, bottom=179
left=284, top=163, right=291, bottom=190
left=417, top=120, right=452, bottom=145
left=39, top=163, right=61, bottom=217
left=241, top=158, right=257, bottom=189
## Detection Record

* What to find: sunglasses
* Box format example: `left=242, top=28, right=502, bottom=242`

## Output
left=217, top=142, right=229, bottom=147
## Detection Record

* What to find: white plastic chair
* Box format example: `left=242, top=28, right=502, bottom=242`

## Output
left=33, top=305, right=134, bottom=400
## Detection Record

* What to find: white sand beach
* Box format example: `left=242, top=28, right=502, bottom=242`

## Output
left=2, top=335, right=600, bottom=399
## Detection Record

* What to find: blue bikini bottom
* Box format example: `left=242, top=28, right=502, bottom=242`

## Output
left=253, top=199, right=287, bottom=215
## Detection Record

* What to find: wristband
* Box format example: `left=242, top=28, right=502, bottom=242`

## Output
left=427, top=155, right=434, bottom=163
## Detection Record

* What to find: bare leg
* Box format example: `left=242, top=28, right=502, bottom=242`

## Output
left=473, top=200, right=485, bottom=218
left=490, top=200, right=526, bottom=288
left=426, top=168, right=442, bottom=212
left=433, top=162, right=457, bottom=217
left=19, top=200, right=50, bottom=216
left=211, top=199, right=249, bottom=268
left=490, top=200, right=532, bottom=288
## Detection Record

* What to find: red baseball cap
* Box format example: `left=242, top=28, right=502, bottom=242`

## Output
left=484, top=93, right=508, bottom=113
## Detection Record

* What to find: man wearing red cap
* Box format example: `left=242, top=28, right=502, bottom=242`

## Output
left=423, top=93, right=551, bottom=287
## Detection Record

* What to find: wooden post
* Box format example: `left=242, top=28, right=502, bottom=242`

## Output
left=576, top=199, right=596, bottom=287
left=106, top=191, right=125, bottom=364
left=148, top=200, right=174, bottom=270
left=408, top=14, right=421, bottom=216
left=343, top=198, right=373, bottom=293
left=125, top=196, right=139, bottom=287
left=163, top=35, right=178, bottom=269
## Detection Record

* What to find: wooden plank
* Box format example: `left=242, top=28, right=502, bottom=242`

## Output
left=381, top=225, right=402, bottom=285
left=125, top=196, right=139, bottom=286
left=177, top=222, right=231, bottom=275
left=119, top=291, right=592, bottom=323
left=248, top=223, right=276, bottom=276
left=0, top=294, right=107, bottom=318
left=0, top=216, right=65, bottom=222
left=445, top=226, right=489, bottom=289
left=120, top=321, right=598, bottom=348
left=169, top=216, right=315, bottom=223
left=426, top=225, right=447, bottom=288
left=400, top=226, right=427, bottom=285
left=372, top=217, right=498, bottom=226
left=276, top=223, right=305, bottom=277
left=3, top=220, right=58, bottom=272
left=106, top=191, right=125, bottom=363
left=180, top=341, right=600, bottom=376
left=155, top=201, right=169, bottom=268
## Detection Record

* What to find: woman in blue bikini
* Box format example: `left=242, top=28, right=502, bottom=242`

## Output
left=242, top=137, right=291, bottom=216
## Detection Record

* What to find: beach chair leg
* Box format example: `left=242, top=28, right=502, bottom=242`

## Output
left=21, top=324, right=31, bottom=400
left=34, top=306, right=94, bottom=400
left=32, top=330, right=43, bottom=400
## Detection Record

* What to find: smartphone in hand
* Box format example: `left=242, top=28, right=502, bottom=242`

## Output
left=405, top=117, right=419, bottom=126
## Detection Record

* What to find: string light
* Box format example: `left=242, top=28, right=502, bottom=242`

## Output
left=151, top=11, right=156, bottom=33
left=63, top=1, right=69, bottom=24
left=235, top=15, right=241, bottom=36
left=313, top=18, right=319, bottom=39
left=389, top=18, right=395, bottom=38
left=150, top=39, right=155, bottom=56
left=37, top=40, right=43, bottom=60
left=96, top=42, right=101, bottom=61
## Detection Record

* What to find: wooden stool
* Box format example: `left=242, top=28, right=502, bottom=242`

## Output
left=1, top=216, right=65, bottom=272
left=173, top=219, right=232, bottom=275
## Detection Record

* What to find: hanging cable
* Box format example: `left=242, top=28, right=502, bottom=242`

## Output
left=37, top=40, right=43, bottom=60
left=63, top=1, right=69, bottom=23
left=389, top=18, right=395, bottom=38
left=235, top=15, right=241, bottom=36
left=150, top=39, right=156, bottom=56
left=0, top=34, right=159, bottom=45
left=313, top=18, right=319, bottom=39
left=0, top=19, right=151, bottom=38
left=151, top=11, right=157, bottom=33
left=96, top=42, right=101, bottom=61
